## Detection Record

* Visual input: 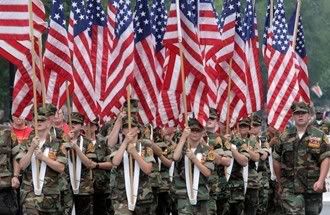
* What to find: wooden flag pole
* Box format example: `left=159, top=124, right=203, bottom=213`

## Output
left=37, top=38, right=46, bottom=108
left=292, top=0, right=302, bottom=50
left=270, top=0, right=274, bottom=28
left=176, top=0, right=193, bottom=199
left=28, top=0, right=40, bottom=190
left=126, top=85, right=134, bottom=205
left=226, top=59, right=233, bottom=134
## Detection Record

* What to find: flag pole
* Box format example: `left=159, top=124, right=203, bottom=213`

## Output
left=38, top=38, right=46, bottom=108
left=176, top=0, right=193, bottom=199
left=292, top=0, right=302, bottom=50
left=270, top=0, right=274, bottom=27
left=28, top=0, right=40, bottom=190
left=126, top=85, right=134, bottom=205
left=226, top=59, right=233, bottom=134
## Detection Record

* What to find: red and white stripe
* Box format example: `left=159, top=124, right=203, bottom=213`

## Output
left=0, top=0, right=47, bottom=40
left=160, top=1, right=209, bottom=126
left=44, top=16, right=73, bottom=109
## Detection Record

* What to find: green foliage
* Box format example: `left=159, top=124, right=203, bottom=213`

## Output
left=1, top=0, right=330, bottom=113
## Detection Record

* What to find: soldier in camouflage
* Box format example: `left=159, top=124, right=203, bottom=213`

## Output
left=273, top=102, right=330, bottom=214
left=87, top=118, right=114, bottom=215
left=204, top=108, right=232, bottom=215
left=225, top=118, right=250, bottom=214
left=249, top=114, right=271, bottom=215
left=0, top=125, right=19, bottom=215
left=110, top=116, right=156, bottom=215
left=312, top=107, right=330, bottom=135
left=13, top=107, right=67, bottom=214
left=172, top=118, right=214, bottom=214
left=66, top=112, right=97, bottom=215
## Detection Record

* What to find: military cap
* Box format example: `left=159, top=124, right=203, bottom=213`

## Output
left=122, top=116, right=139, bottom=128
left=315, top=107, right=324, bottom=114
left=188, top=118, right=204, bottom=130
left=123, top=99, right=139, bottom=113
left=35, top=107, right=48, bottom=121
left=209, top=108, right=218, bottom=119
left=239, top=117, right=251, bottom=127
left=291, top=102, right=310, bottom=114
left=71, top=112, right=84, bottom=124
left=44, top=103, right=57, bottom=116
left=90, top=117, right=99, bottom=126
left=251, top=114, right=262, bottom=126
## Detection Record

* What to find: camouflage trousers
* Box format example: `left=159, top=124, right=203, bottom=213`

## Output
left=73, top=194, right=93, bottom=215
left=112, top=199, right=157, bottom=215
left=93, top=192, right=114, bottom=215
left=281, top=189, right=323, bottom=215
left=226, top=180, right=245, bottom=215
left=0, top=187, right=18, bottom=215
left=177, top=198, right=215, bottom=215
left=21, top=190, right=62, bottom=215
left=244, top=188, right=259, bottom=215
left=256, top=185, right=269, bottom=215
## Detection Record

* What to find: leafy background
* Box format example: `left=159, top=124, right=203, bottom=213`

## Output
left=0, top=0, right=329, bottom=120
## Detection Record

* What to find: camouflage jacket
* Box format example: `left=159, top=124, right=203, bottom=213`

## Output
left=110, top=139, right=156, bottom=203
left=273, top=126, right=330, bottom=193
left=0, top=127, right=15, bottom=188
left=173, top=142, right=214, bottom=201
left=229, top=135, right=250, bottom=182
left=245, top=135, right=260, bottom=189
left=205, top=131, right=232, bottom=196
left=93, top=134, right=112, bottom=194
left=13, top=133, right=67, bottom=195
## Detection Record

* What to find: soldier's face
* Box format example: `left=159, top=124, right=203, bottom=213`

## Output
left=239, top=125, right=250, bottom=135
left=292, top=112, right=310, bottom=127
left=36, top=120, right=50, bottom=131
left=53, top=110, right=64, bottom=124
left=206, top=118, right=218, bottom=129
left=189, top=128, right=204, bottom=142
left=71, top=123, right=82, bottom=134
left=250, top=125, right=261, bottom=135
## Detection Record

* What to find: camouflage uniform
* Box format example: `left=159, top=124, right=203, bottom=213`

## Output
left=225, top=132, right=251, bottom=214
left=110, top=139, right=156, bottom=215
left=0, top=126, right=18, bottom=214
left=273, top=103, right=330, bottom=215
left=244, top=134, right=260, bottom=215
left=93, top=134, right=113, bottom=215
left=153, top=132, right=178, bottom=215
left=173, top=141, right=214, bottom=215
left=13, top=131, right=67, bottom=214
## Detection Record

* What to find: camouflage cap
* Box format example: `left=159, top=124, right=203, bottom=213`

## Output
left=188, top=118, right=204, bottom=130
left=44, top=103, right=57, bottom=116
left=251, top=114, right=262, bottom=126
left=90, top=117, right=99, bottom=126
left=35, top=107, right=48, bottom=121
left=71, top=112, right=84, bottom=124
left=291, top=102, right=310, bottom=114
left=122, top=116, right=139, bottom=128
left=239, top=117, right=251, bottom=127
left=123, top=99, right=139, bottom=113
left=315, top=107, right=324, bottom=114
left=209, top=108, right=218, bottom=119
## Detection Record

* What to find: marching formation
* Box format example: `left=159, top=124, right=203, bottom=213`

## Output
left=0, top=100, right=330, bottom=215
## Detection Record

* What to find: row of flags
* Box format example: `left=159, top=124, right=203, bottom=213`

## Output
left=0, top=0, right=315, bottom=131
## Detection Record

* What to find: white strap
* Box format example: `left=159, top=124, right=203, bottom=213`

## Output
left=255, top=140, right=261, bottom=170
left=226, top=144, right=236, bottom=181
left=158, top=158, right=175, bottom=182
left=243, top=164, right=249, bottom=195
left=184, top=153, right=202, bottom=205
left=31, top=142, right=49, bottom=196
left=268, top=148, right=276, bottom=180
left=68, top=136, right=83, bottom=194
left=123, top=143, right=141, bottom=211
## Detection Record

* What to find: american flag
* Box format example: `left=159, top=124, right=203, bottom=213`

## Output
left=160, top=0, right=209, bottom=126
left=150, top=0, right=168, bottom=126
left=86, top=0, right=109, bottom=116
left=0, top=0, right=46, bottom=119
left=262, top=0, right=273, bottom=64
left=216, top=0, right=248, bottom=126
left=242, top=0, right=263, bottom=113
left=311, top=83, right=322, bottom=98
left=0, top=0, right=47, bottom=40
left=288, top=6, right=310, bottom=103
left=101, top=0, right=134, bottom=119
left=198, top=0, right=222, bottom=108
left=266, top=0, right=300, bottom=131
left=70, top=0, right=98, bottom=122
left=107, top=0, right=116, bottom=52
left=43, top=0, right=73, bottom=109
left=131, top=0, right=159, bottom=125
